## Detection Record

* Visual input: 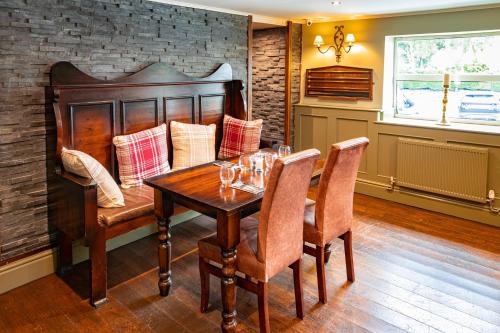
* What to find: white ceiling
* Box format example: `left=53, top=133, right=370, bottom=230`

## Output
left=153, top=0, right=500, bottom=22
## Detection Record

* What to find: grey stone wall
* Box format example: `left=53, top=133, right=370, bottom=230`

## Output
left=0, top=0, right=248, bottom=262
left=252, top=24, right=301, bottom=144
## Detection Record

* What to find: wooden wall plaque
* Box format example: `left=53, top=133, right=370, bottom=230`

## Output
left=305, top=65, right=373, bottom=100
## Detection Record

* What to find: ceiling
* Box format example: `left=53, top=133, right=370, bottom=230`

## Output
left=154, top=0, right=500, bottom=22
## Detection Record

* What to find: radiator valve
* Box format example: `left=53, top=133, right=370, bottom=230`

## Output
left=388, top=176, right=396, bottom=191
left=486, top=190, right=499, bottom=214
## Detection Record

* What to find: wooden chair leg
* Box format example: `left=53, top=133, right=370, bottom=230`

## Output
left=315, top=245, right=327, bottom=304
left=199, top=257, right=210, bottom=313
left=343, top=230, right=355, bottom=282
left=89, top=230, right=108, bottom=307
left=291, top=258, right=304, bottom=319
left=257, top=281, right=270, bottom=333
left=58, top=232, right=73, bottom=276
left=323, top=242, right=332, bottom=264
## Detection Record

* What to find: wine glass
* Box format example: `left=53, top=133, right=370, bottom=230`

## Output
left=219, top=163, right=235, bottom=187
left=278, top=145, right=291, bottom=157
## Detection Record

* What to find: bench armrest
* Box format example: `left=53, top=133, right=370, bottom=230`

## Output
left=57, top=170, right=97, bottom=190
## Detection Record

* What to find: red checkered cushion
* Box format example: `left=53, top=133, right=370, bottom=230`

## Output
left=113, top=124, right=170, bottom=188
left=218, top=115, right=263, bottom=159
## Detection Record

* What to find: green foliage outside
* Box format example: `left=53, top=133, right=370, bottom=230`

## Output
left=396, top=34, right=500, bottom=75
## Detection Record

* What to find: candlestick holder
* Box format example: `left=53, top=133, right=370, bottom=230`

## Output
left=437, top=84, right=451, bottom=126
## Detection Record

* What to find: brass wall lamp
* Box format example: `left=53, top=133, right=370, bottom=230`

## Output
left=314, top=25, right=355, bottom=63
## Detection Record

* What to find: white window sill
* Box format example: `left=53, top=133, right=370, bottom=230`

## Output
left=376, top=117, right=500, bottom=135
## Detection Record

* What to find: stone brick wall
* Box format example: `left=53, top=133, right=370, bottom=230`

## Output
left=252, top=24, right=301, bottom=144
left=0, top=0, right=248, bottom=262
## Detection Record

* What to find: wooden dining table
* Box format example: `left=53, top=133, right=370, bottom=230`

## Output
left=144, top=153, right=323, bottom=332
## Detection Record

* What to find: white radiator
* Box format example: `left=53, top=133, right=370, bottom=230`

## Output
left=396, top=139, right=489, bottom=203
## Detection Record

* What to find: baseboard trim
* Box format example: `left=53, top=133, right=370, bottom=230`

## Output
left=355, top=179, right=499, bottom=227
left=0, top=210, right=200, bottom=295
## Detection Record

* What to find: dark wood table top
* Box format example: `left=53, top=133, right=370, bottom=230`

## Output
left=145, top=153, right=324, bottom=215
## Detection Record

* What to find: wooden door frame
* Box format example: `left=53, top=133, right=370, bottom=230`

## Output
left=247, top=15, right=253, bottom=120
left=284, top=21, right=292, bottom=145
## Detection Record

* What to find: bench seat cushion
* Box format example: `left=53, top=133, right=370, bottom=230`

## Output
left=98, top=186, right=154, bottom=226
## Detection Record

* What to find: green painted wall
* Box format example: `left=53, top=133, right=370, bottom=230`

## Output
left=296, top=7, right=500, bottom=226
left=301, top=7, right=500, bottom=109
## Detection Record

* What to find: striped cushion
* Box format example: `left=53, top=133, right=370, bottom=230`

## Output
left=170, top=121, right=216, bottom=171
left=218, top=115, right=263, bottom=159
left=113, top=124, right=170, bottom=188
left=61, top=148, right=125, bottom=208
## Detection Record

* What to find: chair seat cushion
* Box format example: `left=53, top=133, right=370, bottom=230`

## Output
left=303, top=198, right=323, bottom=246
left=198, top=214, right=267, bottom=282
left=98, top=186, right=154, bottom=226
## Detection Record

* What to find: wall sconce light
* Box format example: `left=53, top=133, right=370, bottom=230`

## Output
left=314, top=25, right=355, bottom=63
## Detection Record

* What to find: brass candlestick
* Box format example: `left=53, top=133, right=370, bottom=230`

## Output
left=437, top=84, right=451, bottom=126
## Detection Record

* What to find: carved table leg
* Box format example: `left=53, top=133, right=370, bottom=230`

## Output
left=155, top=190, right=174, bottom=296
left=217, top=211, right=240, bottom=333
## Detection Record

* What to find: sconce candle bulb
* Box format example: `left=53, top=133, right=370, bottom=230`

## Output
left=314, top=25, right=355, bottom=63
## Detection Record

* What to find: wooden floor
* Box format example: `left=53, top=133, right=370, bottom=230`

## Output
left=1, top=192, right=499, bottom=333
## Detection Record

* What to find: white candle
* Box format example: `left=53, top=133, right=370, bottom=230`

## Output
left=443, top=73, right=450, bottom=86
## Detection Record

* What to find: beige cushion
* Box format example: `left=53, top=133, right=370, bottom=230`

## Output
left=170, top=121, right=216, bottom=170
left=61, top=148, right=125, bottom=208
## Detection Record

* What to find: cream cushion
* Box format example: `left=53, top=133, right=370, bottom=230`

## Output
left=170, top=121, right=216, bottom=170
left=61, top=148, right=125, bottom=208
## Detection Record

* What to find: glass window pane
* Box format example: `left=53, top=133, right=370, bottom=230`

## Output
left=394, top=33, right=500, bottom=123
left=396, top=80, right=500, bottom=122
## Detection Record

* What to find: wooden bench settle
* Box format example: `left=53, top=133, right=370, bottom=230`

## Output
left=50, top=61, right=258, bottom=307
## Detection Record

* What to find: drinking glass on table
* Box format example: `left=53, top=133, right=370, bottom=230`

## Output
left=264, top=152, right=277, bottom=173
left=278, top=144, right=291, bottom=157
left=238, top=154, right=253, bottom=183
left=239, top=153, right=253, bottom=172
left=251, top=152, right=265, bottom=173
left=219, top=163, right=235, bottom=187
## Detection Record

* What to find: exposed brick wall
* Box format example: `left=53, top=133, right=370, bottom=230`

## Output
left=252, top=24, right=301, bottom=144
left=0, top=0, right=248, bottom=262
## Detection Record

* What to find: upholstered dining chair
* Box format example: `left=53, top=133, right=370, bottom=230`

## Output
left=198, top=149, right=320, bottom=333
left=303, top=137, right=369, bottom=304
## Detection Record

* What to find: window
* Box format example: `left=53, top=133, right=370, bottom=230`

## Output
left=394, top=32, right=500, bottom=124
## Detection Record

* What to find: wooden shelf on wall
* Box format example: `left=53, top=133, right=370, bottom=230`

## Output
left=305, top=65, right=373, bottom=100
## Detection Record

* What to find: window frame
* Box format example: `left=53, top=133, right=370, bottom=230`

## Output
left=392, top=31, right=500, bottom=126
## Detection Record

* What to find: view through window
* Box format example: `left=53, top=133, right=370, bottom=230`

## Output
left=394, top=33, right=500, bottom=124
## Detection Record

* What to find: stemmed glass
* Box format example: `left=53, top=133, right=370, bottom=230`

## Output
left=278, top=145, right=291, bottom=157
